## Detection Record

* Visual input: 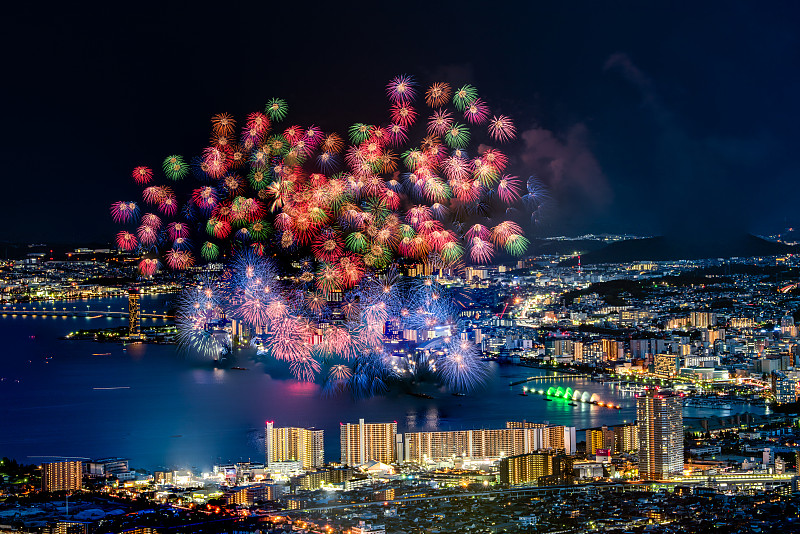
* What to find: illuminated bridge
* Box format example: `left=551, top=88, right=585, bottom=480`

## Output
left=1, top=305, right=173, bottom=320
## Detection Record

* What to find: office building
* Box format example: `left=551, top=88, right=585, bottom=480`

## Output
left=265, top=422, right=324, bottom=470
left=85, top=457, right=129, bottom=478
left=637, top=390, right=683, bottom=480
left=499, top=452, right=574, bottom=486
left=340, top=419, right=397, bottom=466
left=653, top=353, right=681, bottom=378
left=128, top=288, right=140, bottom=336
left=42, top=461, right=83, bottom=492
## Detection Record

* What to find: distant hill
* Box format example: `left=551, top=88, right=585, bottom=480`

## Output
left=559, top=234, right=797, bottom=265
left=529, top=238, right=610, bottom=257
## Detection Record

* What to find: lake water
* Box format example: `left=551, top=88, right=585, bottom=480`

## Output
left=0, top=295, right=765, bottom=471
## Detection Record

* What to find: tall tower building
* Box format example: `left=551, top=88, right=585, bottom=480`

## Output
left=637, top=390, right=683, bottom=480
left=340, top=419, right=397, bottom=466
left=128, top=288, right=140, bottom=336
left=264, top=422, right=324, bottom=470
left=42, top=460, right=83, bottom=492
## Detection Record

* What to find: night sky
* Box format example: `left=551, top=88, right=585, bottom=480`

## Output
left=3, top=1, right=799, bottom=244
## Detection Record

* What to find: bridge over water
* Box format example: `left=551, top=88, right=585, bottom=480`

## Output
left=1, top=304, right=173, bottom=319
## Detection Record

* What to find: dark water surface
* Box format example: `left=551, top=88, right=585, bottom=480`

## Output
left=0, top=296, right=765, bottom=471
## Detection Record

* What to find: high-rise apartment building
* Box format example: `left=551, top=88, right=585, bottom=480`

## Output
left=128, top=288, right=140, bottom=336
left=614, top=423, right=639, bottom=453
left=586, top=426, right=615, bottom=455
left=637, top=390, right=683, bottom=480
left=42, top=460, right=83, bottom=492
left=340, top=419, right=397, bottom=466
left=499, top=452, right=574, bottom=486
left=403, top=423, right=576, bottom=464
left=690, top=311, right=717, bottom=329
left=265, top=422, right=324, bottom=470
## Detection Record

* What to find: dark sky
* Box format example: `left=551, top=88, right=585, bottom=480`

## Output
left=3, top=1, right=799, bottom=244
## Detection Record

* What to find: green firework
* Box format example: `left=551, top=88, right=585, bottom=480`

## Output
left=505, top=235, right=530, bottom=256
left=453, top=84, right=479, bottom=111
left=162, top=155, right=188, bottom=180
left=248, top=220, right=273, bottom=240
left=200, top=241, right=220, bottom=261
left=348, top=123, right=373, bottom=144
left=346, top=232, right=369, bottom=253
left=265, top=98, right=288, bottom=121
left=444, top=123, right=470, bottom=149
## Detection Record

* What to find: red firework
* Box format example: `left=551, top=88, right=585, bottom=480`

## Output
left=390, top=103, right=417, bottom=128
left=132, top=166, right=153, bottom=185
left=116, top=231, right=138, bottom=251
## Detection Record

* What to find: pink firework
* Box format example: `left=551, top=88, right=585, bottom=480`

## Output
left=442, top=154, right=471, bottom=181
left=138, top=258, right=160, bottom=277
left=167, top=222, right=190, bottom=240
left=390, top=103, right=417, bottom=128
left=202, top=147, right=228, bottom=178
left=369, top=126, right=389, bottom=147
left=387, top=123, right=408, bottom=146
left=142, top=186, right=165, bottom=205
left=137, top=224, right=158, bottom=246
left=497, top=174, right=521, bottom=204
left=132, top=166, right=153, bottom=185
left=463, top=98, right=490, bottom=124
left=268, top=316, right=313, bottom=367
left=158, top=195, right=178, bottom=216
left=466, top=224, right=491, bottom=241
left=110, top=201, right=139, bottom=223
left=165, top=249, right=194, bottom=270
left=386, top=74, right=416, bottom=104
left=481, top=148, right=508, bottom=171
left=488, top=115, right=516, bottom=142
left=451, top=178, right=480, bottom=203
left=238, top=295, right=272, bottom=329
left=303, top=126, right=323, bottom=150
left=406, top=205, right=433, bottom=228
left=469, top=237, right=494, bottom=264
left=116, top=231, right=138, bottom=251
left=427, top=109, right=453, bottom=137
left=141, top=212, right=162, bottom=230
left=417, top=218, right=444, bottom=235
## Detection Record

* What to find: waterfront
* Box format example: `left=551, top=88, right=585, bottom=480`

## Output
left=0, top=296, right=767, bottom=471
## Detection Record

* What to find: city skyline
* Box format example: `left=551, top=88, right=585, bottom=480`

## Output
left=3, top=2, right=800, bottom=531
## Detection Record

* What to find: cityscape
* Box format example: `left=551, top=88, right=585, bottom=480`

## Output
left=4, top=2, right=800, bottom=534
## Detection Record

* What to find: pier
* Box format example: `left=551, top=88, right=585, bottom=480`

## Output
left=509, top=374, right=591, bottom=386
